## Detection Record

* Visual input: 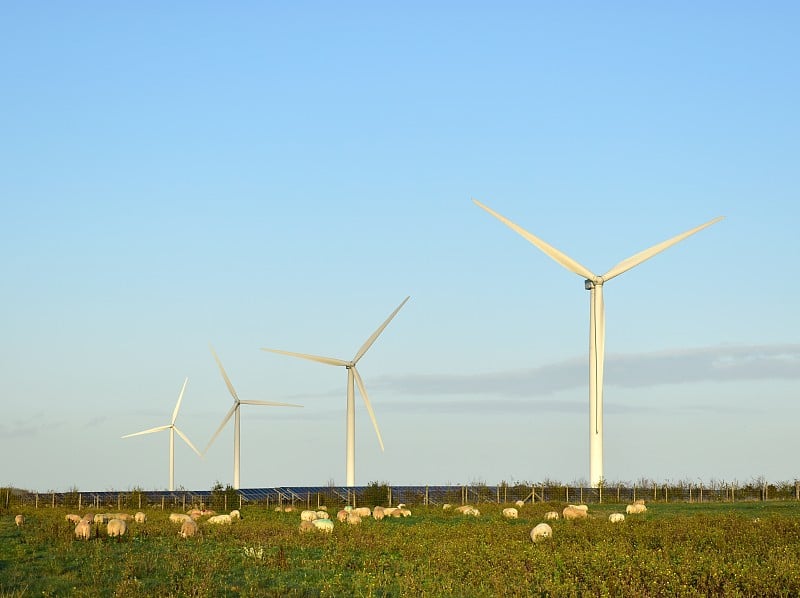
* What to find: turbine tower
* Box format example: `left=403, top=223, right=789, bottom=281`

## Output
left=473, top=199, right=723, bottom=487
left=122, top=377, right=202, bottom=491
left=205, top=345, right=303, bottom=490
left=262, top=296, right=410, bottom=487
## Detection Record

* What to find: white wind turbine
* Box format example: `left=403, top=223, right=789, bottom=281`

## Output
left=261, top=296, right=410, bottom=487
left=122, top=377, right=202, bottom=491
left=473, top=199, right=723, bottom=487
left=205, top=345, right=303, bottom=490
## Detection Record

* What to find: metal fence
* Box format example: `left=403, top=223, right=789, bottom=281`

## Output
left=3, top=481, right=799, bottom=511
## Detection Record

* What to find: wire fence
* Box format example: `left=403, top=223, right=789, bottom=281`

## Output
left=3, top=481, right=800, bottom=512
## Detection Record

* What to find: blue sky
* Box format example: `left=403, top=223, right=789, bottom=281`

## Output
left=1, top=2, right=797, bottom=492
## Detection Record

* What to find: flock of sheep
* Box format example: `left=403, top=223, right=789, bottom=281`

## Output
left=10, top=498, right=648, bottom=543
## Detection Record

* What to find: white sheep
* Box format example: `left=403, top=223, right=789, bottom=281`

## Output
left=530, top=523, right=553, bottom=543
left=312, top=519, right=334, bottom=533
left=562, top=506, right=588, bottom=520
left=93, top=514, right=109, bottom=524
left=300, top=510, right=318, bottom=522
left=107, top=518, right=127, bottom=538
left=169, top=513, right=192, bottom=524
left=299, top=520, right=315, bottom=533
left=80, top=514, right=95, bottom=524
left=515, top=500, right=525, bottom=508
left=229, top=510, right=242, bottom=521
left=442, top=504, right=452, bottom=510
left=134, top=512, right=146, bottom=523
left=74, top=520, right=92, bottom=540
left=14, top=514, right=24, bottom=527
left=336, top=509, right=349, bottom=522
left=207, top=514, right=233, bottom=525
left=179, top=519, right=199, bottom=538
left=544, top=511, right=560, bottom=521
left=66, top=514, right=82, bottom=524
left=609, top=513, right=625, bottom=523
left=382, top=507, right=398, bottom=517
left=502, top=508, right=518, bottom=519
left=315, top=511, right=330, bottom=520
left=346, top=513, right=362, bottom=525
left=568, top=504, right=589, bottom=512
left=626, top=503, right=647, bottom=515
left=454, top=505, right=475, bottom=514
left=352, top=507, right=371, bottom=518
left=372, top=506, right=385, bottom=521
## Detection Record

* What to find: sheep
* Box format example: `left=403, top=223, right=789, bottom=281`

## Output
left=336, top=509, right=349, bottom=522
left=530, top=523, right=553, bottom=543
left=317, top=505, right=328, bottom=512
left=170, top=513, right=193, bottom=524
left=372, top=506, right=385, bottom=521
left=207, top=514, right=233, bottom=525
left=107, top=518, right=127, bottom=538
left=454, top=505, right=475, bottom=514
left=66, top=514, right=82, bottom=524
left=74, top=520, right=92, bottom=540
left=544, top=511, right=560, bottom=521
left=94, top=514, right=109, bottom=524
left=312, top=519, right=334, bottom=533
left=134, top=512, right=146, bottom=523
left=346, top=513, right=362, bottom=525
left=112, top=513, right=132, bottom=522
left=229, top=510, right=242, bottom=521
left=568, top=504, right=589, bottom=512
left=301, top=510, right=318, bottom=522
left=515, top=500, right=525, bottom=508
left=562, top=506, right=588, bottom=520
left=626, top=503, right=647, bottom=515
left=14, top=514, right=24, bottom=527
left=187, top=508, right=204, bottom=519
left=352, top=507, right=371, bottom=518
left=609, top=513, right=625, bottom=523
left=399, top=508, right=412, bottom=517
left=299, top=520, right=315, bottom=534
left=315, top=511, right=330, bottom=520
left=442, top=504, right=452, bottom=510
left=382, top=507, right=398, bottom=517
left=502, top=508, right=518, bottom=519
left=179, top=519, right=199, bottom=538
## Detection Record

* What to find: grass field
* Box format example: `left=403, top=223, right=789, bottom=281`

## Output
left=2, top=501, right=800, bottom=596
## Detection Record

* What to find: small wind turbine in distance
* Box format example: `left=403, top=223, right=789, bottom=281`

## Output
left=205, top=345, right=303, bottom=490
left=121, top=377, right=202, bottom=492
left=472, top=198, right=723, bottom=488
left=261, top=296, right=410, bottom=487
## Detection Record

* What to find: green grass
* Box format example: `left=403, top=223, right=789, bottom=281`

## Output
left=2, top=501, right=800, bottom=596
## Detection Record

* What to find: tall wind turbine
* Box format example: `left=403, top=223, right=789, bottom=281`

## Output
left=261, top=296, right=410, bottom=487
left=122, top=377, right=202, bottom=491
left=205, top=345, right=303, bottom=490
left=473, top=199, right=723, bottom=487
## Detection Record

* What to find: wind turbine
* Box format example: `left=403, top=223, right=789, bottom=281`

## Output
left=261, top=296, right=410, bottom=487
left=473, top=199, right=723, bottom=487
left=205, top=345, right=303, bottom=490
left=122, top=377, right=202, bottom=491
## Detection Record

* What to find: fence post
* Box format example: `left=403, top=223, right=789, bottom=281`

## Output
left=633, top=485, right=636, bottom=503
left=565, top=486, right=569, bottom=503
left=425, top=486, right=429, bottom=506
left=796, top=481, right=799, bottom=501
left=496, top=486, right=500, bottom=504
left=52, top=493, right=55, bottom=508
left=580, top=487, right=583, bottom=504
left=78, top=493, right=82, bottom=511
left=617, top=485, right=620, bottom=503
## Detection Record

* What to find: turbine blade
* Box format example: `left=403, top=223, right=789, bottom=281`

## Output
left=261, top=347, right=348, bottom=367
left=209, top=345, right=239, bottom=403
left=353, top=367, right=385, bottom=452
left=239, top=400, right=304, bottom=408
left=174, top=427, right=203, bottom=457
left=473, top=198, right=596, bottom=279
left=602, top=216, right=724, bottom=281
left=170, top=378, right=189, bottom=425
left=353, top=296, right=410, bottom=363
left=121, top=425, right=170, bottom=438
left=204, top=404, right=237, bottom=454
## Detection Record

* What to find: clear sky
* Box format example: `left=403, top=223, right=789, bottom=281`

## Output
left=1, top=2, right=797, bottom=492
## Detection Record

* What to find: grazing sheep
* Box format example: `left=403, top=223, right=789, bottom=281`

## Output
left=562, top=506, right=588, bottom=520
left=544, top=511, right=560, bottom=521
left=207, top=514, right=233, bottom=525
left=382, top=507, right=398, bottom=517
left=372, top=506, right=385, bottom=521
left=353, top=507, right=371, bottom=518
left=315, top=511, right=330, bottom=520
left=94, top=514, right=109, bottom=524
left=346, top=513, right=362, bottom=525
left=442, top=504, right=452, bottom=510
left=312, top=519, right=334, bottom=533
left=454, top=505, right=475, bottom=514
left=14, top=514, right=24, bottom=527
left=179, top=519, right=199, bottom=538
left=609, top=513, right=625, bottom=523
left=170, top=513, right=193, bottom=524
left=299, top=520, right=315, bottom=533
left=530, top=523, right=553, bottom=543
left=626, top=503, right=647, bottom=515
left=134, top=512, right=146, bottom=523
left=336, top=509, right=349, bottom=522
left=229, top=510, right=242, bottom=521
left=74, top=520, right=92, bottom=540
left=568, top=504, right=589, bottom=512
left=502, top=508, right=518, bottom=519
left=66, top=514, right=82, bottom=524
left=112, top=513, right=132, bottom=522
left=107, top=518, right=127, bottom=538
left=301, top=510, right=318, bottom=522
left=515, top=500, right=525, bottom=508
left=187, top=509, right=204, bottom=519
left=399, top=508, right=412, bottom=517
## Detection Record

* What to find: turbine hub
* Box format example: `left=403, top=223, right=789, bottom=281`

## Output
left=584, top=277, right=604, bottom=290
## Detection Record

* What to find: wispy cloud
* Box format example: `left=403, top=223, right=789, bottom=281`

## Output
left=370, top=344, right=800, bottom=398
